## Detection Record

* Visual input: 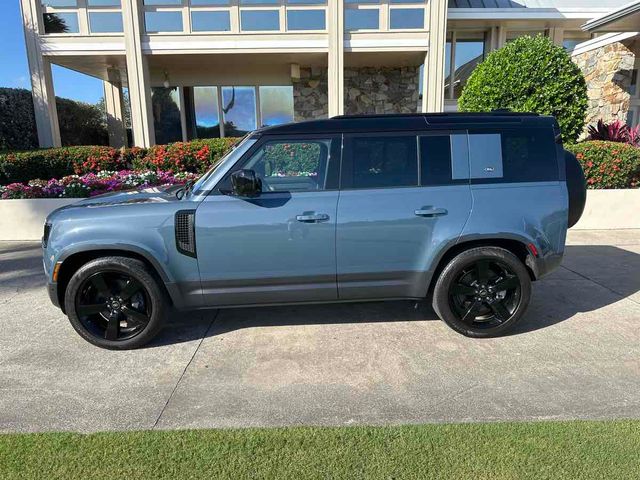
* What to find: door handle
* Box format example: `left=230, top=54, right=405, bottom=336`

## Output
left=415, top=207, right=448, bottom=217
left=296, top=213, right=330, bottom=223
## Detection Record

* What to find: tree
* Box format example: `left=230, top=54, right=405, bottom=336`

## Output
left=458, top=35, right=588, bottom=143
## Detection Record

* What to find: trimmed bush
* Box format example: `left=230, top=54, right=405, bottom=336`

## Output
left=459, top=36, right=588, bottom=144
left=133, top=138, right=238, bottom=173
left=565, top=141, right=640, bottom=189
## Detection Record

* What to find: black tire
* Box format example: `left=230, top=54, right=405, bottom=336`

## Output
left=64, top=256, right=168, bottom=349
left=432, top=247, right=531, bottom=338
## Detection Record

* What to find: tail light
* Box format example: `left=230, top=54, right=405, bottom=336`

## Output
left=175, top=210, right=197, bottom=258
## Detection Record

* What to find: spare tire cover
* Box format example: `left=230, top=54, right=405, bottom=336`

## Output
left=565, top=150, right=586, bottom=228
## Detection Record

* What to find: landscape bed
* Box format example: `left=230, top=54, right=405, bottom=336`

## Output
left=1, top=420, right=639, bottom=479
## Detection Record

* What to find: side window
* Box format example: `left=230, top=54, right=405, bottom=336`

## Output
left=344, top=135, right=418, bottom=189
left=468, top=133, right=504, bottom=179
left=501, top=129, right=559, bottom=182
left=419, top=135, right=452, bottom=186
left=243, top=139, right=335, bottom=192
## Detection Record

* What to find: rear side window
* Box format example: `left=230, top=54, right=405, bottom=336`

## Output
left=343, top=135, right=418, bottom=189
left=468, top=128, right=558, bottom=183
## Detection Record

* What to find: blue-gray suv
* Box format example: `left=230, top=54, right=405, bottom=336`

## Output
left=43, top=113, right=586, bottom=349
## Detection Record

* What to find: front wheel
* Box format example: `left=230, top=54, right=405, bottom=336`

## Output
left=432, top=247, right=531, bottom=337
left=64, top=256, right=168, bottom=349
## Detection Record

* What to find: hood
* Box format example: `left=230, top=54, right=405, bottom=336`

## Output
left=64, top=184, right=183, bottom=209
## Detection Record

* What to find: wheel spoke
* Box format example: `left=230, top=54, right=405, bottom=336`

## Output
left=490, top=302, right=511, bottom=322
left=121, top=306, right=150, bottom=328
left=77, top=304, right=107, bottom=317
left=461, top=300, right=482, bottom=322
left=91, top=274, right=111, bottom=299
left=492, top=275, right=519, bottom=292
left=451, top=283, right=476, bottom=296
left=105, top=314, right=119, bottom=340
left=119, top=278, right=142, bottom=301
left=476, top=260, right=490, bottom=283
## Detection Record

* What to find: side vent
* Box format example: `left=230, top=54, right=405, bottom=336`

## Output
left=175, top=210, right=197, bottom=258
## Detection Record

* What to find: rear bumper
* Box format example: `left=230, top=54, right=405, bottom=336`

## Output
left=526, top=252, right=563, bottom=280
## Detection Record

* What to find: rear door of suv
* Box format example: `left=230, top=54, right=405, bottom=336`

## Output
left=336, top=131, right=473, bottom=300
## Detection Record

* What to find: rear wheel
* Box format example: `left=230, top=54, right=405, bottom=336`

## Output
left=64, top=256, right=168, bottom=349
left=432, top=247, right=531, bottom=337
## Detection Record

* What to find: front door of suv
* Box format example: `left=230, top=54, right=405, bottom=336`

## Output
left=195, top=135, right=341, bottom=306
left=336, top=132, right=473, bottom=300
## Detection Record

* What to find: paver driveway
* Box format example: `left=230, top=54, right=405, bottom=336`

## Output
left=0, top=230, right=639, bottom=433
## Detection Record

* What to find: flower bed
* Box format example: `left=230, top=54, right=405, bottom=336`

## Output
left=565, top=140, right=640, bottom=189
left=0, top=170, right=197, bottom=200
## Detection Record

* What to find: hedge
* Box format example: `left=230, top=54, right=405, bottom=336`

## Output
left=0, top=138, right=239, bottom=185
left=565, top=141, right=640, bottom=189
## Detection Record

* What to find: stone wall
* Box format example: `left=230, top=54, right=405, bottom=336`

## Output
left=292, top=67, right=328, bottom=121
left=344, top=66, right=420, bottom=115
left=573, top=40, right=637, bottom=133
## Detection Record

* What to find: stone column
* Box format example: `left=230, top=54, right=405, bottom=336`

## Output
left=19, top=0, right=61, bottom=147
left=103, top=68, right=127, bottom=148
left=423, top=0, right=448, bottom=112
left=328, top=0, right=344, bottom=117
left=122, top=0, right=155, bottom=147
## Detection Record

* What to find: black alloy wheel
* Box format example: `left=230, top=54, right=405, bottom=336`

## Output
left=432, top=247, right=532, bottom=337
left=75, top=271, right=151, bottom=341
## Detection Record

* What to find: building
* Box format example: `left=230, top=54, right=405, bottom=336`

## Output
left=19, top=0, right=640, bottom=148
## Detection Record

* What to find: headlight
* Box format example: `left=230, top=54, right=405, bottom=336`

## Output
left=42, top=223, right=52, bottom=248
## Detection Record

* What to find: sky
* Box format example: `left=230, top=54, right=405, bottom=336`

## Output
left=1, top=1, right=103, bottom=104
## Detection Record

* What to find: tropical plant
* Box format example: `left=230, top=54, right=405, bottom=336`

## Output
left=587, top=119, right=640, bottom=146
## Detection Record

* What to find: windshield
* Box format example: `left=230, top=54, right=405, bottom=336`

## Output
left=189, top=135, right=256, bottom=196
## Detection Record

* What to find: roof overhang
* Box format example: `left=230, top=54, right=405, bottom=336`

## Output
left=582, top=0, right=640, bottom=32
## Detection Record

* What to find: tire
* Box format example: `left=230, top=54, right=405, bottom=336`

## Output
left=432, top=247, right=531, bottom=338
left=64, top=256, right=168, bottom=349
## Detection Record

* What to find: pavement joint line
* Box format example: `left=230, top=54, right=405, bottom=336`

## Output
left=151, top=309, right=220, bottom=430
left=558, top=265, right=639, bottom=306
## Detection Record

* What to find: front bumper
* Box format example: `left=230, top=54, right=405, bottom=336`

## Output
left=47, top=281, right=61, bottom=309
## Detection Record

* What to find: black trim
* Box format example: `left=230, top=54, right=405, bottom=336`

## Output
left=175, top=210, right=197, bottom=258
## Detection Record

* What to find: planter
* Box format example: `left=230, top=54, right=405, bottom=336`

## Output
left=0, top=189, right=638, bottom=241
left=0, top=198, right=78, bottom=241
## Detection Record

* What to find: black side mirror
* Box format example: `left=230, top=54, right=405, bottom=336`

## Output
left=230, top=169, right=262, bottom=197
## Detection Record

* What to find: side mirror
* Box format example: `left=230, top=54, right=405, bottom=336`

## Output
left=230, top=169, right=262, bottom=197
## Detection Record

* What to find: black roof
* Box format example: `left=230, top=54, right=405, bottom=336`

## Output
left=255, top=112, right=556, bottom=136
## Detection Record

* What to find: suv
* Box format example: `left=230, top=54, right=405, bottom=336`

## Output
left=43, top=113, right=586, bottom=349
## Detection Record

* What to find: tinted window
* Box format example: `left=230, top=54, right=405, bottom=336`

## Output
left=501, top=129, right=558, bottom=182
left=221, top=86, right=257, bottom=136
left=152, top=87, right=182, bottom=145
left=259, top=86, right=294, bottom=126
left=420, top=135, right=452, bottom=186
left=346, top=136, right=418, bottom=189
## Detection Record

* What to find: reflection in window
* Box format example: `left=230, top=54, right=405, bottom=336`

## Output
left=241, top=0, right=278, bottom=3
left=240, top=10, right=280, bottom=30
left=152, top=87, right=182, bottom=145
left=43, top=13, right=80, bottom=34
left=89, top=12, right=124, bottom=33
left=389, top=0, right=422, bottom=2
left=389, top=8, right=423, bottom=29
left=193, top=86, right=221, bottom=138
left=143, top=0, right=181, bottom=4
left=87, top=0, right=120, bottom=5
left=345, top=0, right=378, bottom=3
left=191, top=11, right=230, bottom=31
left=287, top=10, right=325, bottom=30
left=191, top=0, right=229, bottom=3
left=145, top=11, right=183, bottom=32
left=41, top=0, right=76, bottom=6
left=222, top=87, right=257, bottom=136
left=259, top=86, right=294, bottom=127
left=444, top=34, right=485, bottom=99
left=287, top=0, right=325, bottom=3
left=345, top=9, right=379, bottom=30
left=628, top=69, right=637, bottom=97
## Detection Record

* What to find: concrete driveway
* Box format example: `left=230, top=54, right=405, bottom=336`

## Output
left=0, top=230, right=639, bottom=433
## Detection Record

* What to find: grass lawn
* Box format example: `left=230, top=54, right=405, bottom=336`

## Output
left=1, top=420, right=639, bottom=479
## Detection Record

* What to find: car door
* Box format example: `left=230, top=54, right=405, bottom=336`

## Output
left=336, top=131, right=472, bottom=300
left=195, top=134, right=341, bottom=306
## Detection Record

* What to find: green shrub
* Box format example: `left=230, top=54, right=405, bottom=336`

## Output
left=133, top=137, right=238, bottom=173
left=565, top=141, right=640, bottom=189
left=459, top=35, right=588, bottom=143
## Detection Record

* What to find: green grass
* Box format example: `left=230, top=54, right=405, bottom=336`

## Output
left=1, top=421, right=639, bottom=479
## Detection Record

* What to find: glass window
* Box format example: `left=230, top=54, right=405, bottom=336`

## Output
left=89, top=12, right=124, bottom=33
left=345, top=0, right=378, bottom=3
left=287, top=10, right=325, bottom=30
left=43, top=13, right=79, bottom=34
left=144, top=0, right=181, bottom=4
left=191, top=11, right=230, bottom=31
left=152, top=87, right=183, bottom=145
left=222, top=86, right=257, bottom=136
left=628, top=69, right=637, bottom=97
left=244, top=140, right=332, bottom=192
left=259, top=86, right=294, bottom=126
left=389, top=8, right=423, bottom=29
left=145, top=11, right=183, bottom=32
left=42, top=0, right=76, bottom=6
left=452, top=38, right=484, bottom=98
left=191, top=0, right=229, bottom=3
left=345, top=9, right=379, bottom=30
left=468, top=134, right=503, bottom=180
left=287, top=0, right=325, bottom=3
left=345, top=136, right=418, bottom=189
left=87, top=0, right=120, bottom=5
left=390, top=0, right=423, bottom=2
left=241, top=0, right=278, bottom=3
left=627, top=108, right=638, bottom=128
left=240, top=10, right=280, bottom=31
left=420, top=136, right=452, bottom=186
left=500, top=129, right=558, bottom=182
left=193, top=86, right=221, bottom=139
left=562, top=39, right=582, bottom=52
